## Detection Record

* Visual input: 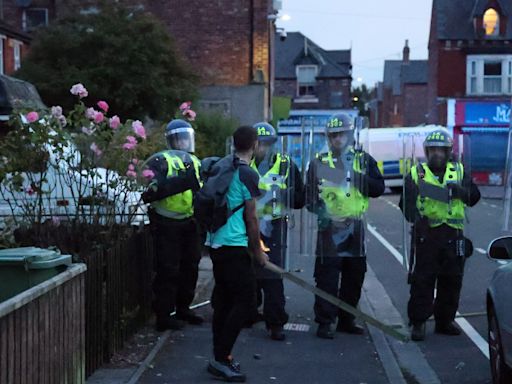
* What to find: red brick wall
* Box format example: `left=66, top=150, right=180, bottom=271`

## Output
left=5, top=0, right=272, bottom=87
left=437, top=47, right=466, bottom=98
left=403, top=84, right=428, bottom=126
left=2, top=37, right=27, bottom=75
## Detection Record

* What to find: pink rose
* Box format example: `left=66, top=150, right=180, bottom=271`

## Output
left=122, top=135, right=138, bottom=150
left=90, top=142, right=102, bottom=157
left=109, top=115, right=121, bottom=130
left=51, top=106, right=63, bottom=117
left=70, top=83, right=88, bottom=98
left=126, top=169, right=137, bottom=178
left=97, top=101, right=109, bottom=112
left=128, top=163, right=135, bottom=171
left=132, top=120, right=147, bottom=139
left=142, top=169, right=155, bottom=180
left=94, top=111, right=105, bottom=124
left=183, top=109, right=196, bottom=121
left=85, top=107, right=97, bottom=120
left=179, top=101, right=192, bottom=111
left=26, top=111, right=39, bottom=123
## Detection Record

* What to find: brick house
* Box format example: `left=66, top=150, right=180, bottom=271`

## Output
left=427, top=0, right=512, bottom=185
left=274, top=31, right=352, bottom=110
left=2, top=0, right=277, bottom=125
left=0, top=20, right=30, bottom=76
left=370, top=41, right=428, bottom=128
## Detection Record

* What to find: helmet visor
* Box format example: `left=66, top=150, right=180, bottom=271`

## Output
left=166, top=127, right=195, bottom=153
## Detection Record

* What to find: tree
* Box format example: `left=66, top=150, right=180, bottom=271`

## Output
left=351, top=84, right=373, bottom=118
left=15, top=4, right=197, bottom=121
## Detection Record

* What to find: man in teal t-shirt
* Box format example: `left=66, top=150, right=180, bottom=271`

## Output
left=206, top=126, right=268, bottom=383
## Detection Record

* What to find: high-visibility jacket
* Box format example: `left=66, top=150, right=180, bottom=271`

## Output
left=317, top=149, right=368, bottom=219
left=152, top=151, right=201, bottom=219
left=411, top=162, right=465, bottom=230
left=251, top=153, right=290, bottom=219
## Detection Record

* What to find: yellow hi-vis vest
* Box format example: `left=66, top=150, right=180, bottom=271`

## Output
left=152, top=152, right=201, bottom=219
left=411, top=162, right=465, bottom=230
left=250, top=153, right=290, bottom=219
left=317, top=149, right=369, bottom=220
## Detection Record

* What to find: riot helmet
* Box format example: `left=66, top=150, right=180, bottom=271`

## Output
left=165, top=119, right=195, bottom=153
left=253, top=122, right=277, bottom=163
left=325, top=113, right=354, bottom=154
left=423, top=129, right=453, bottom=170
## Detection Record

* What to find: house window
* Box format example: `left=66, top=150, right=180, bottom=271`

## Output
left=13, top=42, right=21, bottom=71
left=467, top=55, right=512, bottom=95
left=483, top=8, right=500, bottom=37
left=22, top=8, right=49, bottom=31
left=330, top=91, right=343, bottom=108
left=296, top=65, right=318, bottom=97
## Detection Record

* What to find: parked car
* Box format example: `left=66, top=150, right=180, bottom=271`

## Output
left=486, top=236, right=512, bottom=384
left=0, top=75, right=46, bottom=137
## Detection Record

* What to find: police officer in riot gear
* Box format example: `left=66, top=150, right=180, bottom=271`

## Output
left=142, top=119, right=204, bottom=331
left=306, top=114, right=384, bottom=339
left=400, top=129, right=480, bottom=341
left=251, top=122, right=304, bottom=341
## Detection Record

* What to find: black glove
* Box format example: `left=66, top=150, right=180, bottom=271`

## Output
left=352, top=172, right=368, bottom=195
left=447, top=183, right=467, bottom=200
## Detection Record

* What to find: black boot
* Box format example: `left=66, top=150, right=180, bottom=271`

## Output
left=336, top=319, right=365, bottom=335
left=176, top=309, right=204, bottom=325
left=435, top=322, right=461, bottom=336
left=316, top=324, right=334, bottom=339
left=268, top=325, right=286, bottom=341
left=411, top=322, right=426, bottom=341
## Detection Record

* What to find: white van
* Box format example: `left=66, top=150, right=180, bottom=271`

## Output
left=361, top=125, right=449, bottom=192
left=0, top=141, right=147, bottom=229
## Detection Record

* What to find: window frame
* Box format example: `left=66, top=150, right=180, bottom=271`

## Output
left=296, top=64, right=318, bottom=98
left=13, top=41, right=22, bottom=71
left=22, top=8, right=49, bottom=32
left=466, top=55, right=512, bottom=95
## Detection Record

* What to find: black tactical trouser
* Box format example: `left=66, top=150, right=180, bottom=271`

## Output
left=314, top=256, right=367, bottom=325
left=407, top=225, right=465, bottom=326
left=151, top=213, right=201, bottom=320
left=255, top=219, right=289, bottom=327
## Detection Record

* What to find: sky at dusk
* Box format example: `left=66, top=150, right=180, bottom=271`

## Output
left=276, top=0, right=434, bottom=88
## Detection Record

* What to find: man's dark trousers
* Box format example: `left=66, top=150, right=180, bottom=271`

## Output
left=210, top=247, right=257, bottom=361
left=151, top=213, right=201, bottom=321
left=408, top=226, right=465, bottom=326
left=314, top=256, right=367, bottom=325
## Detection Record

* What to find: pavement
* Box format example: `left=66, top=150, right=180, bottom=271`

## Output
left=88, top=191, right=502, bottom=384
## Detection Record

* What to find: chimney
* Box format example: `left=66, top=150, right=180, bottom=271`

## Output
left=403, top=39, right=410, bottom=64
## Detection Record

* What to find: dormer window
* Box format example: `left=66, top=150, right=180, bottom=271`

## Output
left=483, top=8, right=500, bottom=37
left=296, top=65, right=318, bottom=98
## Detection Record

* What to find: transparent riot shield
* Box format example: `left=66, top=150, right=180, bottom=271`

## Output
left=253, top=135, right=295, bottom=279
left=503, top=128, right=512, bottom=231
left=400, top=131, right=420, bottom=271
left=305, top=117, right=370, bottom=265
